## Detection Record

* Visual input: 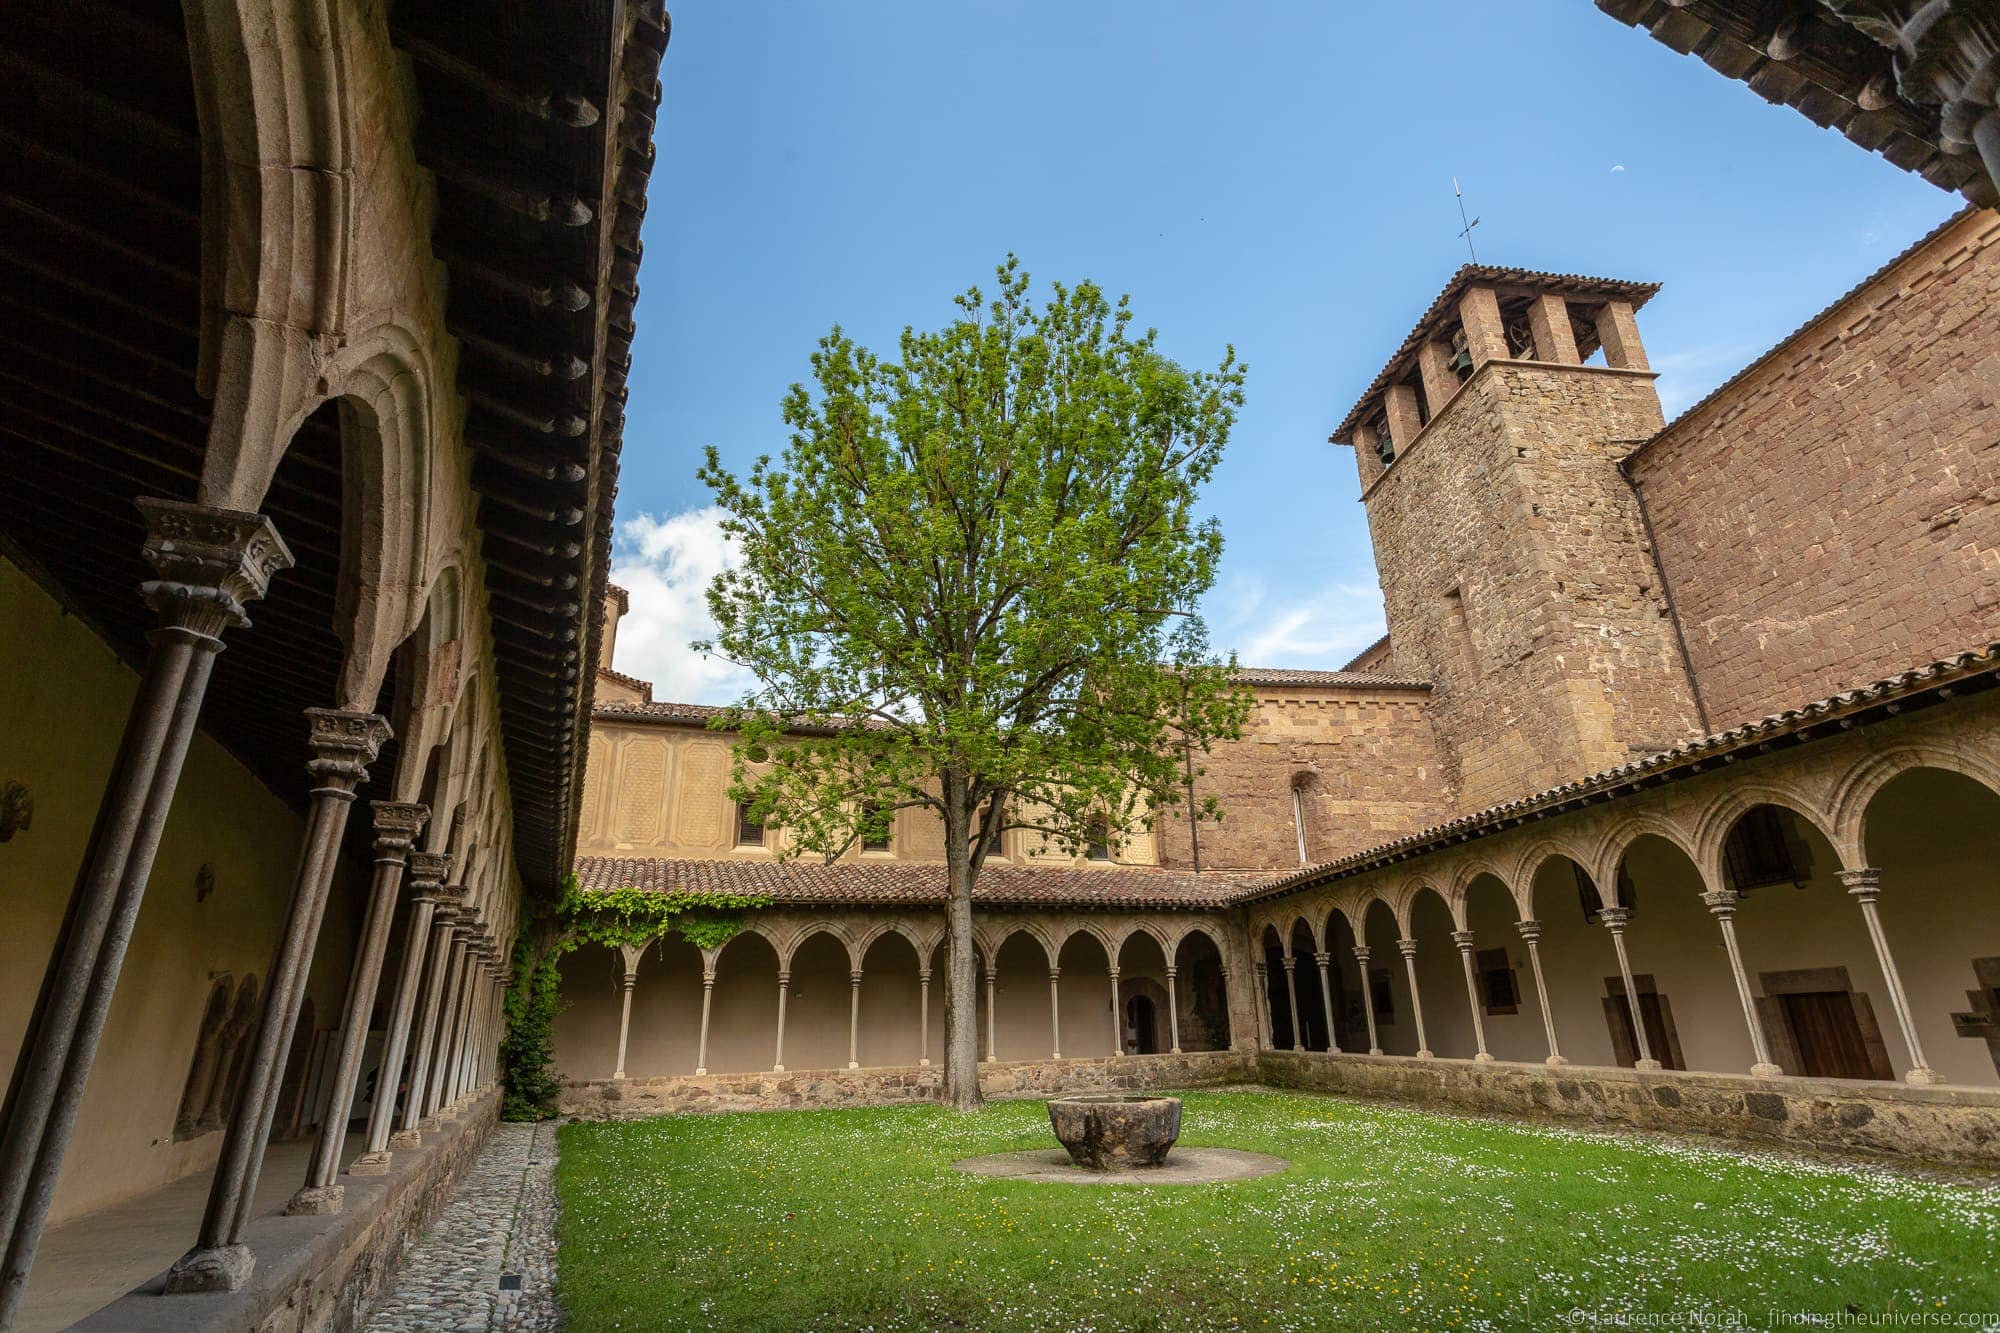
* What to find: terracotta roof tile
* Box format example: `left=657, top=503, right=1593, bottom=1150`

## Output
left=574, top=855, right=1272, bottom=909
left=1232, top=666, right=1430, bottom=690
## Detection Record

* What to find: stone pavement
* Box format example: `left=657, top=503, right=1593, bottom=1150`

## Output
left=363, top=1120, right=561, bottom=1332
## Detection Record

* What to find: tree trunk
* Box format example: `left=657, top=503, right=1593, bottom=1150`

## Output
left=941, top=799, right=983, bottom=1110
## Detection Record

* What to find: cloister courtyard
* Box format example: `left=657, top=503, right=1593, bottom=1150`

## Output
left=540, top=1089, right=2000, bottom=1331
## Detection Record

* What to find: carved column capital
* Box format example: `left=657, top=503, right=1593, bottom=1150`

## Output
left=777, top=969, right=791, bottom=985
left=1516, top=919, right=1542, bottom=943
left=1450, top=930, right=1477, bottom=952
left=1047, top=966, right=1061, bottom=981
left=429, top=881, right=466, bottom=923
left=1836, top=867, right=1882, bottom=900
left=303, top=709, right=391, bottom=799
left=370, top=802, right=429, bottom=862
left=1396, top=937, right=1419, bottom=960
left=1351, top=945, right=1371, bottom=965
left=1597, top=906, right=1631, bottom=931
left=1701, top=888, right=1740, bottom=917
left=1313, top=951, right=1331, bottom=967
left=1280, top=955, right=1297, bottom=974
left=137, top=498, right=294, bottom=636
left=407, top=852, right=454, bottom=898
left=849, top=969, right=863, bottom=986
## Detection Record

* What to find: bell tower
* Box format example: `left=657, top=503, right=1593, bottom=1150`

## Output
left=1331, top=267, right=1703, bottom=814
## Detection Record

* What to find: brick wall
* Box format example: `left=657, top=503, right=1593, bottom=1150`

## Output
left=1156, top=685, right=1452, bottom=870
left=1629, top=209, right=2000, bottom=729
left=1362, top=360, right=1702, bottom=813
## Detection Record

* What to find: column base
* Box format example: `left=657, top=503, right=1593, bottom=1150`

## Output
left=165, top=1243, right=255, bottom=1294
left=390, top=1127, right=423, bottom=1149
left=847, top=1061, right=859, bottom=1070
left=1170, top=1047, right=1182, bottom=1055
left=695, top=1066, right=708, bottom=1076
left=770, top=1064, right=782, bottom=1073
left=919, top=1058, right=930, bottom=1066
left=1750, top=1061, right=1783, bottom=1078
left=1051, top=1053, right=1062, bottom=1062
left=1415, top=1050, right=1435, bottom=1060
left=1473, top=1052, right=1496, bottom=1063
left=1291, top=1045, right=1304, bottom=1054
left=349, top=1150, right=395, bottom=1176
left=1368, top=1048, right=1383, bottom=1056
left=418, top=1117, right=440, bottom=1132
left=1906, top=1067, right=1947, bottom=1087
left=285, top=1184, right=343, bottom=1216
left=1544, top=1054, right=1570, bottom=1067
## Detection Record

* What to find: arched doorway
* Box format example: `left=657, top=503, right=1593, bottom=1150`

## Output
left=1172, top=929, right=1231, bottom=1052
left=1115, top=929, right=1171, bottom=1055
left=1289, top=919, right=1329, bottom=1052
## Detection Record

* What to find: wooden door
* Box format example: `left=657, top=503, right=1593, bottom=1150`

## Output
left=1780, top=991, right=1875, bottom=1080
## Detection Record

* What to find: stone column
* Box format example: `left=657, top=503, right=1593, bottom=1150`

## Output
left=695, top=967, right=716, bottom=1076
left=847, top=969, right=862, bottom=1070
left=448, top=941, right=485, bottom=1105
left=1516, top=920, right=1566, bottom=1067
left=772, top=969, right=788, bottom=1073
left=1396, top=938, right=1433, bottom=1059
left=424, top=935, right=469, bottom=1120
left=918, top=967, right=931, bottom=1067
left=1048, top=967, right=1062, bottom=1061
left=612, top=943, right=643, bottom=1082
left=1450, top=930, right=1495, bottom=1062
left=287, top=800, right=428, bottom=1215
left=394, top=885, right=462, bottom=1142
left=1704, top=889, right=1782, bottom=1077
left=1108, top=966, right=1123, bottom=1056
left=984, top=967, right=998, bottom=1062
left=1281, top=955, right=1303, bottom=1052
left=1838, top=869, right=1944, bottom=1086
left=0, top=501, right=288, bottom=1327
left=1353, top=946, right=1381, bottom=1055
left=1218, top=965, right=1235, bottom=1048
left=1314, top=951, right=1337, bottom=1054
left=1597, top=907, right=1661, bottom=1071
left=1252, top=961, right=1271, bottom=1050
left=168, top=709, right=389, bottom=1294
left=1165, top=965, right=1182, bottom=1054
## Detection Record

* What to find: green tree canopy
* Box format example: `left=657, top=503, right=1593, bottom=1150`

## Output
left=697, top=258, right=1250, bottom=1107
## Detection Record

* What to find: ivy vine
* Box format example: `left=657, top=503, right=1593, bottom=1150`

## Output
left=500, top=872, right=769, bottom=1120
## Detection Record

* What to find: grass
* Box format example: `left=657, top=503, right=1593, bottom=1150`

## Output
left=554, top=1089, right=2000, bottom=1330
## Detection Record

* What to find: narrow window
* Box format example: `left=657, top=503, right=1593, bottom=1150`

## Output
left=1442, top=587, right=1479, bottom=679
left=1085, top=816, right=1112, bottom=862
left=1478, top=947, right=1520, bottom=1014
left=1291, top=786, right=1308, bottom=866
left=735, top=803, right=766, bottom=849
left=1369, top=968, right=1396, bottom=1023
left=1722, top=807, right=1813, bottom=893
left=860, top=801, right=892, bottom=853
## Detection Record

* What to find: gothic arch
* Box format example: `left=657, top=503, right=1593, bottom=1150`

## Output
left=1593, top=813, right=1700, bottom=904
left=1827, top=746, right=2000, bottom=867
left=1689, top=782, right=1838, bottom=887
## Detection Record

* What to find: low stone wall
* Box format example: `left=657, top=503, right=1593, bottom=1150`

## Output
left=1257, top=1051, right=2000, bottom=1169
left=561, top=1050, right=1256, bottom=1119
left=76, top=1090, right=499, bottom=1333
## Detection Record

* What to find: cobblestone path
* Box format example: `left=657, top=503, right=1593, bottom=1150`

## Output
left=364, top=1120, right=562, bottom=1332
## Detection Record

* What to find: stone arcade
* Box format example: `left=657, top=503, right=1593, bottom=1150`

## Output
left=558, top=209, right=2000, bottom=1168
left=0, top=0, right=662, bottom=1327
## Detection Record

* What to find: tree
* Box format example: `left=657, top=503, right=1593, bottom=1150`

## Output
left=697, top=258, right=1251, bottom=1110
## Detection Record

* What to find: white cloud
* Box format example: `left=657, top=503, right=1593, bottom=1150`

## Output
left=1209, top=573, right=1386, bottom=669
left=1610, top=164, right=1626, bottom=173
left=607, top=505, right=754, bottom=705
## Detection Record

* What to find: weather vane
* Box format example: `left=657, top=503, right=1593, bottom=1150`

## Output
left=1453, top=177, right=1480, bottom=263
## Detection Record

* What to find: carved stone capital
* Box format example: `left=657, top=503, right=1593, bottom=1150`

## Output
left=1280, top=956, right=1296, bottom=973
left=137, top=498, right=293, bottom=636
left=370, top=802, right=429, bottom=861
left=430, top=880, right=466, bottom=922
left=1351, top=945, right=1371, bottom=965
left=1396, top=937, right=1419, bottom=960
left=1597, top=906, right=1631, bottom=931
left=407, top=851, right=453, bottom=898
left=1450, top=930, right=1477, bottom=951
left=303, top=709, right=390, bottom=797
left=1836, top=867, right=1882, bottom=900
left=1701, top=888, right=1740, bottom=916
left=1516, top=919, right=1542, bottom=944
left=1313, top=951, right=1331, bottom=967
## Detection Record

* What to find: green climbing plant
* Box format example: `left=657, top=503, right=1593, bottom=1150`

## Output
left=500, top=872, right=769, bottom=1120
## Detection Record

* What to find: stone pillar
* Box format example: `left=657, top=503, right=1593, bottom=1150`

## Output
left=1593, top=300, right=1649, bottom=370
left=287, top=800, right=428, bottom=1215
left=1281, top=956, right=1303, bottom=1053
left=1837, top=869, right=1943, bottom=1086
left=168, top=709, right=389, bottom=1294
left=1048, top=967, right=1062, bottom=1061
left=1108, top=966, right=1123, bottom=1056
left=772, top=969, right=789, bottom=1073
left=1252, top=961, right=1271, bottom=1050
left=696, top=968, right=716, bottom=1076
left=1703, top=889, right=1782, bottom=1078
left=984, top=967, right=997, bottom=1062
left=1527, top=292, right=1579, bottom=363
left=1416, top=339, right=1460, bottom=418
left=1314, top=951, right=1337, bottom=1055
left=424, top=935, right=469, bottom=1120
left=1396, top=938, right=1433, bottom=1059
left=1597, top=907, right=1661, bottom=1070
left=0, top=501, right=289, bottom=1327
left=1450, top=930, right=1495, bottom=1063
left=1165, top=965, right=1182, bottom=1055
left=1381, top=383, right=1423, bottom=458
left=395, top=886, right=462, bottom=1141
left=452, top=941, right=486, bottom=1104
left=847, top=969, right=862, bottom=1070
left=1218, top=965, right=1235, bottom=1048
left=612, top=944, right=643, bottom=1082
left=918, top=968, right=931, bottom=1067
left=1458, top=285, right=1508, bottom=368
left=1516, top=920, right=1566, bottom=1067
left=1353, top=946, right=1381, bottom=1055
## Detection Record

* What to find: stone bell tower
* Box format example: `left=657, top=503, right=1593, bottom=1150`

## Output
left=1330, top=267, right=1703, bottom=815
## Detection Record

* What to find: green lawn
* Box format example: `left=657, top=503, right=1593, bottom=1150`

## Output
left=554, top=1090, right=2000, bottom=1330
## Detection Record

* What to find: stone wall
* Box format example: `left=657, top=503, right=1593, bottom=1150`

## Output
left=1361, top=360, right=1702, bottom=815
left=1155, top=684, right=1450, bottom=871
left=560, top=1051, right=1257, bottom=1119
left=1629, top=208, right=2000, bottom=730
left=76, top=1091, right=498, bottom=1333
left=1257, top=1051, right=2000, bottom=1169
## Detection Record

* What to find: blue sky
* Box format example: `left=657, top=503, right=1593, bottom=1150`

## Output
left=607, top=0, right=1958, bottom=702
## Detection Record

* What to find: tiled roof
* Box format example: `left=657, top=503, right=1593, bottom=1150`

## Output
left=1331, top=265, right=1661, bottom=443
left=1240, top=642, right=2000, bottom=905
left=1232, top=666, right=1429, bottom=690
left=596, top=667, right=654, bottom=702
left=591, top=700, right=890, bottom=734
left=575, top=855, right=1273, bottom=909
